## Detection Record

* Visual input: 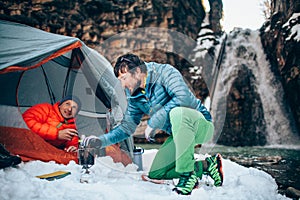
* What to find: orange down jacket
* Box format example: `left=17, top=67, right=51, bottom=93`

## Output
left=22, top=102, right=79, bottom=150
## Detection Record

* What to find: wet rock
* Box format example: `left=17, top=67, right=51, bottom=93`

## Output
left=0, top=0, right=205, bottom=56
left=286, top=187, right=300, bottom=199
left=217, top=65, right=267, bottom=146
left=0, top=0, right=211, bottom=103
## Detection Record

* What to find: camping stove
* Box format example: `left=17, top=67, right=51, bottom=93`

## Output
left=78, top=147, right=96, bottom=183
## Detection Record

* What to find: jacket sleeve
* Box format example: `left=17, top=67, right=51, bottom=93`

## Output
left=148, top=64, right=199, bottom=129
left=99, top=100, right=144, bottom=147
left=22, top=104, right=58, bottom=140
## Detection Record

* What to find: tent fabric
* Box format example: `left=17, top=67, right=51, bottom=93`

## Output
left=0, top=20, right=134, bottom=165
left=0, top=126, right=78, bottom=165
left=106, top=144, right=132, bottom=166
left=0, top=41, right=82, bottom=74
left=0, top=126, right=132, bottom=166
left=0, top=19, right=124, bottom=133
left=0, top=20, right=81, bottom=72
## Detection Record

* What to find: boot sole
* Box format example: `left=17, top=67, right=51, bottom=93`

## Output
left=216, top=153, right=224, bottom=186
left=173, top=179, right=199, bottom=195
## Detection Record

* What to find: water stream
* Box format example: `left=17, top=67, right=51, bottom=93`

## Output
left=212, top=28, right=300, bottom=145
left=200, top=28, right=300, bottom=197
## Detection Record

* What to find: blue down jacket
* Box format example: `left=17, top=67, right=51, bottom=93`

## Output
left=100, top=62, right=212, bottom=147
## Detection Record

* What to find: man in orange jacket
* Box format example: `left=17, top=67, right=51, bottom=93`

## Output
left=22, top=95, right=81, bottom=152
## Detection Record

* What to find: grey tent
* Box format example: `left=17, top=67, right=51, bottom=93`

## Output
left=0, top=20, right=134, bottom=158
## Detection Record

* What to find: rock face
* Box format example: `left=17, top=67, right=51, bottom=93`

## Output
left=0, top=0, right=204, bottom=59
left=208, top=0, right=223, bottom=35
left=218, top=65, right=267, bottom=146
left=260, top=0, right=300, bottom=135
left=0, top=0, right=207, bottom=98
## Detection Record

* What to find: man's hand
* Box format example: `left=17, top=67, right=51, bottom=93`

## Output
left=65, top=146, right=77, bottom=152
left=58, top=128, right=78, bottom=141
left=145, top=125, right=155, bottom=143
left=81, top=135, right=102, bottom=149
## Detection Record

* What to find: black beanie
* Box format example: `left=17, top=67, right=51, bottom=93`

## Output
left=59, top=95, right=82, bottom=113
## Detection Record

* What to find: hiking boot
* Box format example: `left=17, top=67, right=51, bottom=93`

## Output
left=204, top=153, right=224, bottom=186
left=0, top=144, right=11, bottom=156
left=0, top=144, right=22, bottom=169
left=173, top=171, right=199, bottom=195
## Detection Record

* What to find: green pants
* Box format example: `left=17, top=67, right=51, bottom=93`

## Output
left=148, top=107, right=214, bottom=179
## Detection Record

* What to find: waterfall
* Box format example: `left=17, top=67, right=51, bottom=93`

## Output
left=211, top=28, right=299, bottom=145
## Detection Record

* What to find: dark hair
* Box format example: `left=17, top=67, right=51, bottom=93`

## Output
left=59, top=95, right=81, bottom=114
left=114, top=53, right=147, bottom=77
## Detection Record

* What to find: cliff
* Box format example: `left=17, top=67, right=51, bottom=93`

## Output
left=260, top=0, right=300, bottom=135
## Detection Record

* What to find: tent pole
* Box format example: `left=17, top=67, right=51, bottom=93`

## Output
left=41, top=65, right=56, bottom=104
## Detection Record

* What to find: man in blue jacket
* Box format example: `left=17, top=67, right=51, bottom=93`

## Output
left=84, top=53, right=223, bottom=195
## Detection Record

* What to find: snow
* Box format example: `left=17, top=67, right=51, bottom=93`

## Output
left=287, top=24, right=300, bottom=42
left=283, top=13, right=300, bottom=28
left=0, top=150, right=289, bottom=200
left=283, top=12, right=300, bottom=42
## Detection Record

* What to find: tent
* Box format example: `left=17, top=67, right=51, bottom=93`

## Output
left=0, top=20, right=132, bottom=165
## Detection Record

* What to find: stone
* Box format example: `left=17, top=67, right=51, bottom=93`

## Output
left=286, top=187, right=300, bottom=199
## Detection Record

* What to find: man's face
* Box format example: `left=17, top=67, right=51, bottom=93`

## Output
left=118, top=68, right=141, bottom=95
left=59, top=100, right=79, bottom=119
